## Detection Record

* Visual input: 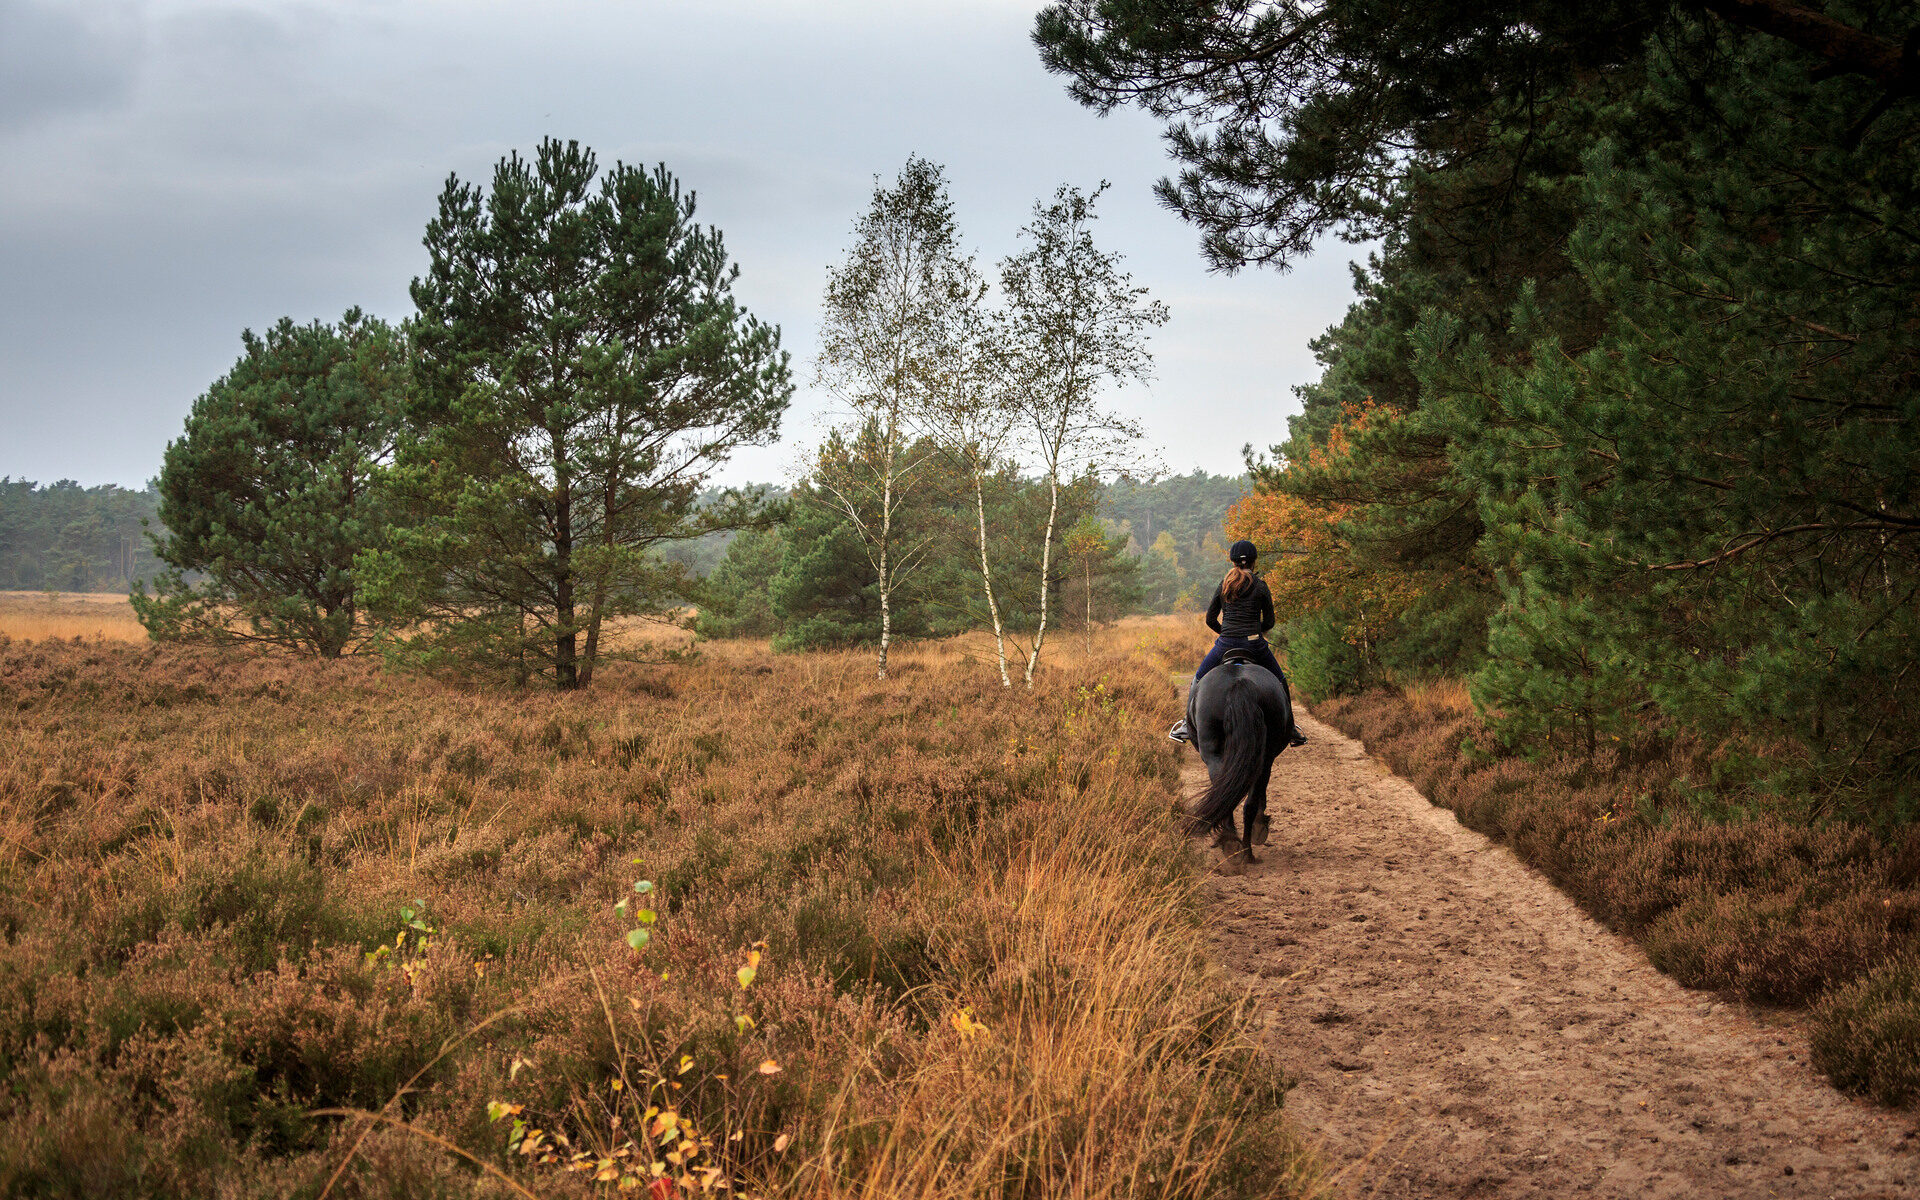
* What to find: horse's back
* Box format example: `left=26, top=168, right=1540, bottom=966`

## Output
left=1191, top=662, right=1291, bottom=740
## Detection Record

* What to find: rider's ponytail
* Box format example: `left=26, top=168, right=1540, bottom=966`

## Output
left=1221, top=564, right=1255, bottom=600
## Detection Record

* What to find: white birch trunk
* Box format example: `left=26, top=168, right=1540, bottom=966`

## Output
left=1024, top=469, right=1061, bottom=688
left=1084, top=557, right=1094, bottom=657
left=876, top=409, right=896, bottom=680
left=973, top=472, right=1011, bottom=688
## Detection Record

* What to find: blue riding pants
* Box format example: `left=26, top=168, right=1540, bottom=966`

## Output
left=1194, top=635, right=1289, bottom=691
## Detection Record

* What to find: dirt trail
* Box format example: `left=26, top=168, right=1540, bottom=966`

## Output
left=1191, top=710, right=1920, bottom=1198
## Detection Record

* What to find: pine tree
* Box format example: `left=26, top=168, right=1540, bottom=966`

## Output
left=132, top=310, right=405, bottom=657
left=371, top=139, right=791, bottom=687
left=691, top=526, right=785, bottom=640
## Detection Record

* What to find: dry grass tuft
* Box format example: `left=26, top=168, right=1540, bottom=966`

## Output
left=1395, top=676, right=1472, bottom=719
left=0, top=617, right=1318, bottom=1197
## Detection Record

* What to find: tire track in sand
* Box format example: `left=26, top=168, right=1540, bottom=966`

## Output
left=1188, top=709, right=1920, bottom=1198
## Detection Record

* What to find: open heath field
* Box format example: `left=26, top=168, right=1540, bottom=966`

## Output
left=0, top=591, right=149, bottom=644
left=0, top=618, right=1320, bottom=1199
left=0, top=593, right=703, bottom=659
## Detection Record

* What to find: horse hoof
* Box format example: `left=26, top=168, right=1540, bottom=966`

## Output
left=1253, top=815, right=1271, bottom=847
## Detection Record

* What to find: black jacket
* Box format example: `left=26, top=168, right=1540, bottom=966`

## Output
left=1206, top=576, right=1275, bottom=639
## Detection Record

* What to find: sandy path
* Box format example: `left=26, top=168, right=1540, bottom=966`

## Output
left=1189, top=710, right=1920, bottom=1198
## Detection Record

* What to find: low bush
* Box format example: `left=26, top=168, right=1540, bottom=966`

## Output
left=1315, top=684, right=1920, bottom=1106
left=1812, top=952, right=1920, bottom=1107
left=0, top=621, right=1317, bottom=1196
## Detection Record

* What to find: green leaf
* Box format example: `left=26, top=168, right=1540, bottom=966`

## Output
left=614, top=898, right=630, bottom=917
left=633, top=880, right=653, bottom=894
left=736, top=965, right=757, bottom=989
left=487, top=1100, right=511, bottom=1123
left=626, top=928, right=651, bottom=951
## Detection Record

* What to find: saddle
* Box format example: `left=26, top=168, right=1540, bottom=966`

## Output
left=1219, top=645, right=1263, bottom=667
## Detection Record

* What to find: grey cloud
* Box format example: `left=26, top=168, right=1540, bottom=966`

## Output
left=0, top=0, right=144, bottom=130
left=0, top=0, right=1360, bottom=489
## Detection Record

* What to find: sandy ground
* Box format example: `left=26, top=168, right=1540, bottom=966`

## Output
left=1188, top=710, right=1920, bottom=1199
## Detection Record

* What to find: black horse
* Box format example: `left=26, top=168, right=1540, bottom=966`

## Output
left=1186, top=652, right=1296, bottom=862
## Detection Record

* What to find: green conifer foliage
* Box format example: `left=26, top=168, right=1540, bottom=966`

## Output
left=1043, top=1, right=1920, bottom=812
left=691, top=527, right=786, bottom=640
left=372, top=139, right=791, bottom=687
left=768, top=426, right=975, bottom=653
left=132, top=310, right=405, bottom=657
left=1434, top=23, right=1920, bottom=811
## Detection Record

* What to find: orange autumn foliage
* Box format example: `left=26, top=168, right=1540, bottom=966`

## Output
left=1226, top=405, right=1427, bottom=653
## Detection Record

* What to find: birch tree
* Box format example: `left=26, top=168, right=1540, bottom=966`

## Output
left=816, top=157, right=971, bottom=679
left=921, top=268, right=1022, bottom=686
left=1001, top=183, right=1167, bottom=686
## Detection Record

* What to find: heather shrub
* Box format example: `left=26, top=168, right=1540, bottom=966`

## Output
left=1812, top=952, right=1920, bottom=1108
left=0, top=620, right=1315, bottom=1195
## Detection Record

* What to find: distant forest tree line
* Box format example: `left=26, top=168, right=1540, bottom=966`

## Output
left=77, top=138, right=1246, bottom=687
left=1039, top=1, right=1918, bottom=817
left=0, top=470, right=1239, bottom=618
left=0, top=478, right=163, bottom=592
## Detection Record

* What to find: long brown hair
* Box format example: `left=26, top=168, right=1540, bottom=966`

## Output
left=1221, top=565, right=1256, bottom=600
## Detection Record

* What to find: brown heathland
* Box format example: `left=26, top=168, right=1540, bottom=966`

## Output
left=0, top=619, right=1318, bottom=1199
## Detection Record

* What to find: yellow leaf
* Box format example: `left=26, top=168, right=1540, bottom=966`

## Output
left=611, top=1079, right=624, bottom=1093
left=773, top=1134, right=791, bottom=1153
left=756, top=1059, right=781, bottom=1075
left=948, top=1007, right=987, bottom=1040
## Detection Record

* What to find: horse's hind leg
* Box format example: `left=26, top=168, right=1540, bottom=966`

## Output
left=1211, top=820, right=1242, bottom=858
left=1249, top=759, right=1274, bottom=848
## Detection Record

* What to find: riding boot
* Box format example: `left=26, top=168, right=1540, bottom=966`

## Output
left=1167, top=718, right=1192, bottom=744
left=1288, top=725, right=1308, bottom=747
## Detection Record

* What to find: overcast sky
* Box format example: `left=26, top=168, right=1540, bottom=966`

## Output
left=1, top=0, right=1363, bottom=490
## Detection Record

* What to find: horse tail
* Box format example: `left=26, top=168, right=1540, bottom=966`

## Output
left=1190, top=680, right=1267, bottom=831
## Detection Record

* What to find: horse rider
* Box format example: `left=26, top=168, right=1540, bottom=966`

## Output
left=1168, top=538, right=1308, bottom=747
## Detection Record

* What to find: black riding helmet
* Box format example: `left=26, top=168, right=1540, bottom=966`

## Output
left=1228, top=539, right=1257, bottom=566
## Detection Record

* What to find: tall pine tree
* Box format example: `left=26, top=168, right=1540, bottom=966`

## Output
left=370, top=139, right=791, bottom=687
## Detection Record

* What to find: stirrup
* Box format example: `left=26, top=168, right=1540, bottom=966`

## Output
left=1167, top=719, right=1192, bottom=744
